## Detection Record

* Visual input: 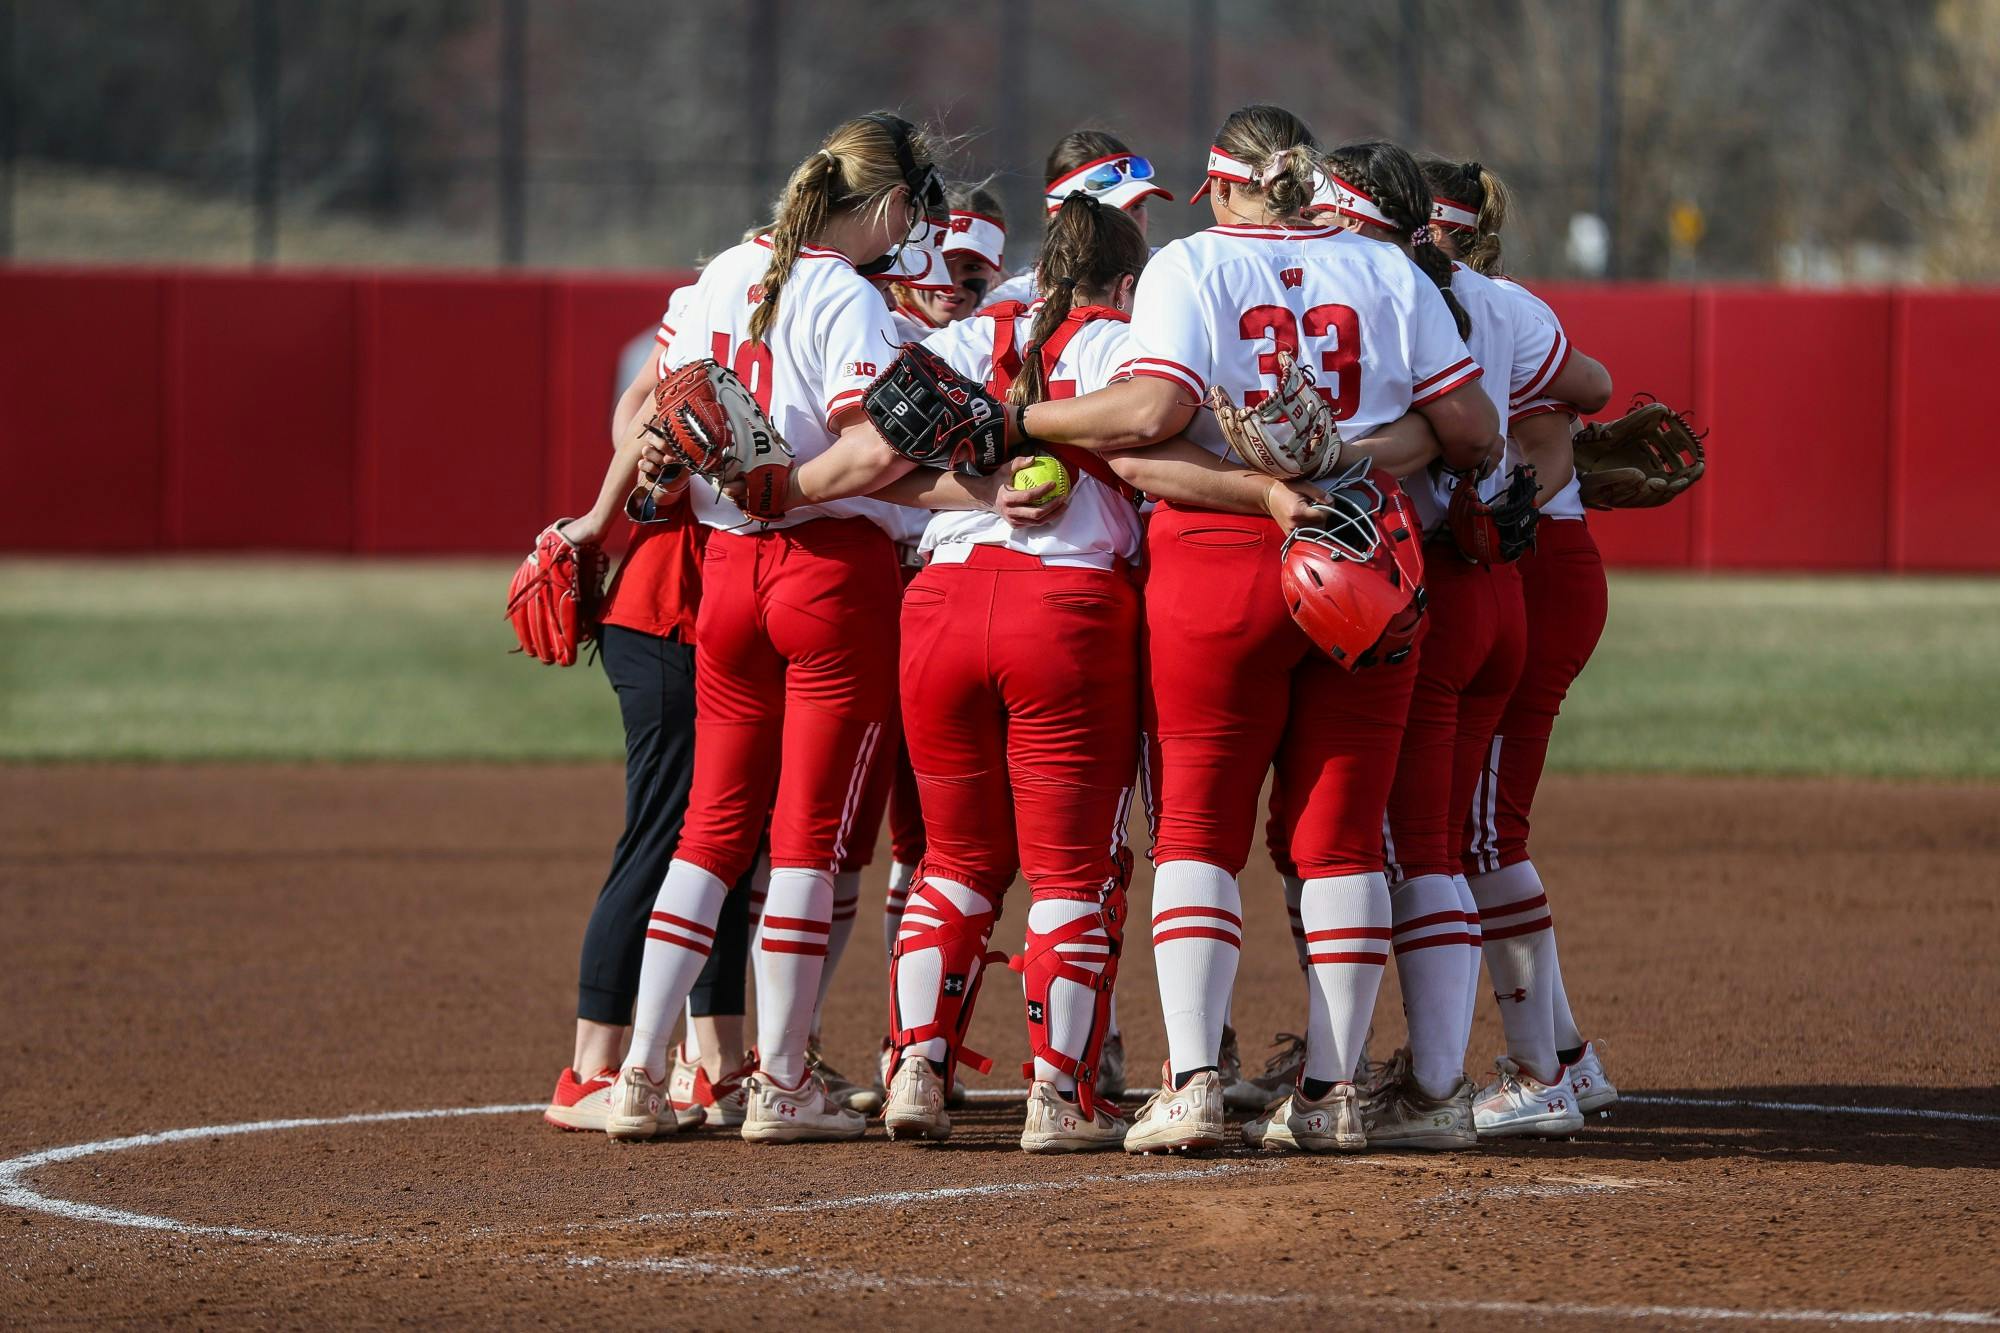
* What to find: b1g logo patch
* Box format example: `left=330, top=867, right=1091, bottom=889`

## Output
left=943, top=973, right=966, bottom=997
left=845, top=360, right=878, bottom=378
left=1026, top=1001, right=1045, bottom=1023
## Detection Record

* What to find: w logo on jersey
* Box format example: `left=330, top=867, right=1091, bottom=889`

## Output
left=747, top=283, right=766, bottom=306
left=1280, top=267, right=1304, bottom=289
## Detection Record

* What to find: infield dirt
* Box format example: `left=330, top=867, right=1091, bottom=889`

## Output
left=1, top=765, right=1995, bottom=1328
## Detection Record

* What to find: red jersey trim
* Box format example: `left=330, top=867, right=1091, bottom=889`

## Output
left=1206, top=224, right=1339, bottom=241
left=1513, top=337, right=1572, bottom=405
left=1115, top=356, right=1204, bottom=396
left=1509, top=400, right=1579, bottom=428
left=752, top=235, right=855, bottom=267
left=825, top=387, right=866, bottom=428
left=1412, top=362, right=1483, bottom=406
left=1414, top=356, right=1477, bottom=394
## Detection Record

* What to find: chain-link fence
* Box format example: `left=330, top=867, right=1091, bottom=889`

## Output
left=3, top=0, right=1992, bottom=281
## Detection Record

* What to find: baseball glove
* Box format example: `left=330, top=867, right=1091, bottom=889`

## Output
left=1210, top=349, right=1343, bottom=479
left=1447, top=464, right=1539, bottom=565
left=640, top=360, right=794, bottom=520
left=861, top=342, right=1011, bottom=475
left=505, top=521, right=608, bottom=667
left=1571, top=396, right=1706, bottom=510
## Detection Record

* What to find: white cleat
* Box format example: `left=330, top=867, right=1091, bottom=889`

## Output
left=1473, top=1056, right=1586, bottom=1139
left=882, top=1055, right=953, bottom=1142
left=1363, top=1070, right=1477, bottom=1151
left=1124, top=1064, right=1227, bottom=1155
left=1020, top=1081, right=1128, bottom=1154
left=739, top=1068, right=867, bottom=1143
left=1243, top=1083, right=1366, bottom=1154
left=1568, top=1040, right=1619, bottom=1114
left=809, top=1038, right=883, bottom=1116
left=604, top=1065, right=677, bottom=1141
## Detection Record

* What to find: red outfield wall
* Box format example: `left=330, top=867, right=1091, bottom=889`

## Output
left=5, top=267, right=1998, bottom=571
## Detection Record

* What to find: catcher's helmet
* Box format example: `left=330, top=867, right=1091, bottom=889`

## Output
left=1279, top=466, right=1427, bottom=670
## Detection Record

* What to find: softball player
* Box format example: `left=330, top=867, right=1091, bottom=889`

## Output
left=1421, top=158, right=1622, bottom=1128
left=869, top=194, right=1151, bottom=1152
left=1013, top=105, right=1499, bottom=1154
left=563, top=112, right=951, bottom=1144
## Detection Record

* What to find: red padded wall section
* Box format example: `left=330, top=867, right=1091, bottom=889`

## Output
left=1531, top=283, right=1699, bottom=569
left=1695, top=290, right=1892, bottom=570
left=356, top=277, right=551, bottom=554
left=1889, top=292, right=2000, bottom=571
left=1, top=270, right=166, bottom=550
left=167, top=274, right=357, bottom=550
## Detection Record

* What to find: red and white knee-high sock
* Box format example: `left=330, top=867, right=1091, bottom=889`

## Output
left=811, top=869, right=863, bottom=1034
left=1282, top=871, right=1312, bottom=999
left=1454, top=873, right=1483, bottom=1057
left=1025, top=897, right=1111, bottom=1093
left=680, top=1001, right=701, bottom=1064
left=624, top=861, right=731, bottom=1082
left=754, top=867, right=833, bottom=1085
left=1469, top=859, right=1560, bottom=1081
left=1512, top=858, right=1587, bottom=1052
left=883, top=859, right=917, bottom=960
left=894, top=875, right=995, bottom=1064
left=1151, top=860, right=1242, bottom=1080
left=1299, top=873, right=1391, bottom=1087
left=1390, top=873, right=1477, bottom=1099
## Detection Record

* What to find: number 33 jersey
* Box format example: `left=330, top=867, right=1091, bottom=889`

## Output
left=664, top=236, right=905, bottom=533
left=1115, top=222, right=1482, bottom=459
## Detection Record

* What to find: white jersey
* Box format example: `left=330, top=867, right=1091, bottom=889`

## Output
left=919, top=306, right=1143, bottom=566
left=979, top=271, right=1038, bottom=311
left=1412, top=265, right=1568, bottom=525
left=1115, top=224, right=1481, bottom=461
left=664, top=237, right=904, bottom=534
left=1495, top=276, right=1585, bottom=520
left=653, top=284, right=695, bottom=379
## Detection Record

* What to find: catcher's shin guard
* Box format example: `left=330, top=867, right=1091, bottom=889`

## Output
left=887, top=866, right=1007, bottom=1085
left=1009, top=869, right=1130, bottom=1120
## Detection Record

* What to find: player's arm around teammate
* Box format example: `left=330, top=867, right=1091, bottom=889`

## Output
left=586, top=112, right=954, bottom=1147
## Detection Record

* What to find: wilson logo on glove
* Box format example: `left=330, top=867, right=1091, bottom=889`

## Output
left=861, top=343, right=1012, bottom=475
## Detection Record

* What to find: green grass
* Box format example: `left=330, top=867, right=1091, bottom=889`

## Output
left=0, top=561, right=1995, bottom=777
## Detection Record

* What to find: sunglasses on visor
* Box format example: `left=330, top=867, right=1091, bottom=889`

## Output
left=1076, top=155, right=1156, bottom=194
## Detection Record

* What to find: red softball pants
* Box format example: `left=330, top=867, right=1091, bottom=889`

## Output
left=674, top=517, right=902, bottom=883
left=898, top=546, right=1140, bottom=903
left=1143, top=503, right=1416, bottom=881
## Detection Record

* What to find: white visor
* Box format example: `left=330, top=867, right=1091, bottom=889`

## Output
left=877, top=218, right=956, bottom=291
left=1431, top=195, right=1478, bottom=233
left=1312, top=169, right=1396, bottom=228
left=942, top=211, right=1007, bottom=269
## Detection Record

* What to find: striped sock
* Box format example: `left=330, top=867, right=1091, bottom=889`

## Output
left=754, top=868, right=833, bottom=1085
left=624, top=861, right=730, bottom=1083
left=1151, top=860, right=1242, bottom=1080
left=812, top=869, right=863, bottom=1029
left=1454, top=873, right=1484, bottom=1062
left=1299, top=873, right=1391, bottom=1086
left=1470, top=860, right=1559, bottom=1082
left=1390, top=873, right=1477, bottom=1100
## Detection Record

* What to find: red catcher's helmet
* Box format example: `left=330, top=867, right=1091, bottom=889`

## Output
left=1279, top=466, right=1427, bottom=670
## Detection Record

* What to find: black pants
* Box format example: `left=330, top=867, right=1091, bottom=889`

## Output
left=577, top=624, right=752, bottom=1025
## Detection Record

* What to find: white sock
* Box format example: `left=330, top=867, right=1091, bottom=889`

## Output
left=812, top=869, right=862, bottom=1030
left=883, top=859, right=918, bottom=960
left=1470, top=860, right=1559, bottom=1081
left=1150, top=860, right=1242, bottom=1080
left=1390, top=873, right=1474, bottom=1100
left=894, top=875, right=994, bottom=1064
left=624, top=861, right=731, bottom=1082
left=1107, top=989, right=1121, bottom=1040
left=1454, top=873, right=1483, bottom=1060
left=1026, top=897, right=1110, bottom=1092
left=1299, top=873, right=1390, bottom=1087
left=680, top=1000, right=701, bottom=1064
left=753, top=867, right=833, bottom=1085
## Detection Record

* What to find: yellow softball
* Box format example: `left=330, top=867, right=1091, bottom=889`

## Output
left=1007, top=453, right=1071, bottom=500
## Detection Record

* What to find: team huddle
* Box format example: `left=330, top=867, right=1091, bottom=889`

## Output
left=509, top=103, right=1705, bottom=1156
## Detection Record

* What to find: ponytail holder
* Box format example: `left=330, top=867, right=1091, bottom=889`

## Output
left=1411, top=223, right=1439, bottom=247
left=816, top=148, right=838, bottom=167
left=1057, top=275, right=1082, bottom=290
left=1257, top=152, right=1289, bottom=188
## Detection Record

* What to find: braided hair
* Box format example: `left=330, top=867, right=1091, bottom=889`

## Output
left=1326, top=139, right=1471, bottom=339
